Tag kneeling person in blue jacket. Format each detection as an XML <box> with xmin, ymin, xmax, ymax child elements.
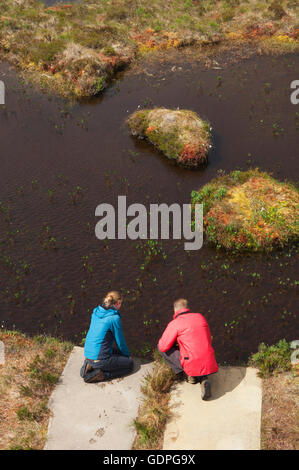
<box><xmin>80</xmin><ymin>291</ymin><xmax>134</xmax><ymax>383</ymax></box>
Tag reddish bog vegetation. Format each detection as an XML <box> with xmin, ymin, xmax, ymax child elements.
<box><xmin>191</xmin><ymin>169</ymin><xmax>299</xmax><ymax>251</ymax></box>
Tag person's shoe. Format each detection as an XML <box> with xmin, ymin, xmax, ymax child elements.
<box><xmin>85</xmin><ymin>369</ymin><xmax>105</xmax><ymax>383</ymax></box>
<box><xmin>84</xmin><ymin>362</ymin><xmax>93</xmax><ymax>375</ymax></box>
<box><xmin>187</xmin><ymin>375</ymin><xmax>197</xmax><ymax>384</ymax></box>
<box><xmin>174</xmin><ymin>371</ymin><xmax>185</xmax><ymax>382</ymax></box>
<box><xmin>201</xmin><ymin>378</ymin><xmax>211</xmax><ymax>400</ymax></box>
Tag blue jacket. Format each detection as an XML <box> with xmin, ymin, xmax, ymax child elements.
<box><xmin>84</xmin><ymin>305</ymin><xmax>130</xmax><ymax>360</ymax></box>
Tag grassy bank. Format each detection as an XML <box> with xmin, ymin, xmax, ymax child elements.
<box><xmin>0</xmin><ymin>0</ymin><xmax>298</xmax><ymax>98</ymax></box>
<box><xmin>250</xmin><ymin>340</ymin><xmax>299</xmax><ymax>450</ymax></box>
<box><xmin>0</xmin><ymin>330</ymin><xmax>73</xmax><ymax>450</ymax></box>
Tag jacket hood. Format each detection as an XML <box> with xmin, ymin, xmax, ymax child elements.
<box><xmin>93</xmin><ymin>305</ymin><xmax>120</xmax><ymax>319</ymax></box>
<box><xmin>173</xmin><ymin>308</ymin><xmax>190</xmax><ymax>320</ymax></box>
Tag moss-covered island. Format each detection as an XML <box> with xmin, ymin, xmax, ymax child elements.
<box><xmin>0</xmin><ymin>0</ymin><xmax>298</xmax><ymax>99</ymax></box>
<box><xmin>128</xmin><ymin>108</ymin><xmax>211</xmax><ymax>168</ymax></box>
<box><xmin>191</xmin><ymin>169</ymin><xmax>299</xmax><ymax>251</ymax></box>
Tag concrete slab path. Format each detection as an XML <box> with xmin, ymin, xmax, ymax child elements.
<box><xmin>45</xmin><ymin>346</ymin><xmax>153</xmax><ymax>450</ymax></box>
<box><xmin>45</xmin><ymin>350</ymin><xmax>262</xmax><ymax>451</ymax></box>
<box><xmin>163</xmin><ymin>366</ymin><xmax>262</xmax><ymax>450</ymax></box>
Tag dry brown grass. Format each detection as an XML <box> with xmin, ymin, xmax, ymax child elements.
<box><xmin>132</xmin><ymin>350</ymin><xmax>177</xmax><ymax>449</ymax></box>
<box><xmin>0</xmin><ymin>330</ymin><xmax>73</xmax><ymax>450</ymax></box>
<box><xmin>261</xmin><ymin>370</ymin><xmax>299</xmax><ymax>450</ymax></box>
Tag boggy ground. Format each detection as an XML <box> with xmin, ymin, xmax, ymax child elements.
<box><xmin>0</xmin><ymin>53</ymin><xmax>298</xmax><ymax>365</ymax></box>
<box><xmin>0</xmin><ymin>0</ymin><xmax>298</xmax><ymax>98</ymax></box>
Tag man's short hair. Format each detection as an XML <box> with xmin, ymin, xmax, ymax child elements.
<box><xmin>173</xmin><ymin>298</ymin><xmax>188</xmax><ymax>311</ymax></box>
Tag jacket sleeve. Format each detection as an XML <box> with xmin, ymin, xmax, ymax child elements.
<box><xmin>111</xmin><ymin>315</ymin><xmax>130</xmax><ymax>357</ymax></box>
<box><xmin>158</xmin><ymin>320</ymin><xmax>178</xmax><ymax>352</ymax></box>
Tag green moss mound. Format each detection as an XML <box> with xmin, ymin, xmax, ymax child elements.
<box><xmin>191</xmin><ymin>169</ymin><xmax>299</xmax><ymax>251</ymax></box>
<box><xmin>128</xmin><ymin>108</ymin><xmax>211</xmax><ymax>168</ymax></box>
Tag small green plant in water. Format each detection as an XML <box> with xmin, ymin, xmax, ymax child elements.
<box><xmin>136</xmin><ymin>239</ymin><xmax>166</xmax><ymax>270</ymax></box>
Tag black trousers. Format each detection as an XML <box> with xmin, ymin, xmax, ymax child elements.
<box><xmin>157</xmin><ymin>344</ymin><xmax>208</xmax><ymax>380</ymax></box>
<box><xmin>80</xmin><ymin>351</ymin><xmax>134</xmax><ymax>382</ymax></box>
<box><xmin>157</xmin><ymin>344</ymin><xmax>183</xmax><ymax>374</ymax></box>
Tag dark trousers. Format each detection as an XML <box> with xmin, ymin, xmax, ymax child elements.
<box><xmin>158</xmin><ymin>344</ymin><xmax>183</xmax><ymax>374</ymax></box>
<box><xmin>157</xmin><ymin>344</ymin><xmax>208</xmax><ymax>380</ymax></box>
<box><xmin>80</xmin><ymin>351</ymin><xmax>134</xmax><ymax>382</ymax></box>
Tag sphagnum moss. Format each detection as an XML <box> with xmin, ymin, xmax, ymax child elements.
<box><xmin>191</xmin><ymin>169</ymin><xmax>299</xmax><ymax>251</ymax></box>
<box><xmin>128</xmin><ymin>108</ymin><xmax>211</xmax><ymax>168</ymax></box>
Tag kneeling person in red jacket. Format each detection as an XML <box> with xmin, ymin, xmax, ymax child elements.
<box><xmin>158</xmin><ymin>298</ymin><xmax>218</xmax><ymax>400</ymax></box>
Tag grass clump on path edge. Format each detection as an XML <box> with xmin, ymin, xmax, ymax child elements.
<box><xmin>191</xmin><ymin>169</ymin><xmax>299</xmax><ymax>252</ymax></box>
<box><xmin>132</xmin><ymin>349</ymin><xmax>176</xmax><ymax>449</ymax></box>
<box><xmin>0</xmin><ymin>330</ymin><xmax>73</xmax><ymax>450</ymax></box>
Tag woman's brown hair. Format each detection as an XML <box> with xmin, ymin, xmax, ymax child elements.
<box><xmin>102</xmin><ymin>291</ymin><xmax>123</xmax><ymax>308</ymax></box>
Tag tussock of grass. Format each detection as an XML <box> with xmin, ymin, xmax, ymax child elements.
<box><xmin>0</xmin><ymin>0</ymin><xmax>298</xmax><ymax>98</ymax></box>
<box><xmin>249</xmin><ymin>339</ymin><xmax>292</xmax><ymax>377</ymax></box>
<box><xmin>132</xmin><ymin>350</ymin><xmax>176</xmax><ymax>449</ymax></box>
<box><xmin>128</xmin><ymin>108</ymin><xmax>211</xmax><ymax>168</ymax></box>
<box><xmin>191</xmin><ymin>169</ymin><xmax>299</xmax><ymax>251</ymax></box>
<box><xmin>0</xmin><ymin>330</ymin><xmax>73</xmax><ymax>450</ymax></box>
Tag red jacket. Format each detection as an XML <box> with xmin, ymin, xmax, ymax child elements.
<box><xmin>158</xmin><ymin>308</ymin><xmax>218</xmax><ymax>376</ymax></box>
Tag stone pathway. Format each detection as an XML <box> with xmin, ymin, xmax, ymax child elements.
<box><xmin>45</xmin><ymin>346</ymin><xmax>153</xmax><ymax>450</ymax></box>
<box><xmin>163</xmin><ymin>366</ymin><xmax>262</xmax><ymax>450</ymax></box>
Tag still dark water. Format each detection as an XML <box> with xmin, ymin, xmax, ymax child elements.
<box><xmin>0</xmin><ymin>53</ymin><xmax>298</xmax><ymax>363</ymax></box>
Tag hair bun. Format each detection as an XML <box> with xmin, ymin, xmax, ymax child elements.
<box><xmin>102</xmin><ymin>291</ymin><xmax>122</xmax><ymax>308</ymax></box>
